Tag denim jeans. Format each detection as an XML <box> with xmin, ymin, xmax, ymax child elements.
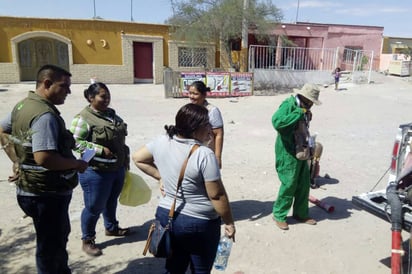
<box><xmin>79</xmin><ymin>167</ymin><xmax>125</xmax><ymax>240</ymax></box>
<box><xmin>156</xmin><ymin>207</ymin><xmax>221</xmax><ymax>274</ymax></box>
<box><xmin>17</xmin><ymin>194</ymin><xmax>72</xmax><ymax>274</ymax></box>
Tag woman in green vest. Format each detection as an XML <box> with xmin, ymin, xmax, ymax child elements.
<box><xmin>70</xmin><ymin>82</ymin><xmax>130</xmax><ymax>256</ymax></box>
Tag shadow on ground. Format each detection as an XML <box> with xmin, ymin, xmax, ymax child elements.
<box><xmin>0</xmin><ymin>223</ymin><xmax>36</xmax><ymax>274</ymax></box>
<box><xmin>70</xmin><ymin>220</ymin><xmax>167</xmax><ymax>274</ymax></box>
<box><xmin>113</xmin><ymin>257</ymin><xmax>165</xmax><ymax>274</ymax></box>
<box><xmin>230</xmin><ymin>199</ymin><xmax>273</xmax><ymax>221</ymax></box>
<box><xmin>71</xmin><ymin>256</ymin><xmax>165</xmax><ymax>274</ymax></box>
<box><xmin>306</xmin><ymin>196</ymin><xmax>353</xmax><ymax>223</ymax></box>
<box><xmin>314</xmin><ymin>174</ymin><xmax>340</xmax><ymax>187</ymax></box>
<box><xmin>98</xmin><ymin>223</ymin><xmax>150</xmax><ymax>250</ymax></box>
<box><xmin>379</xmin><ymin>238</ymin><xmax>412</xmax><ymax>272</ymax></box>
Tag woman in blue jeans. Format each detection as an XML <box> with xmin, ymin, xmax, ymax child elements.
<box><xmin>133</xmin><ymin>103</ymin><xmax>236</xmax><ymax>273</ymax></box>
<box><xmin>70</xmin><ymin>82</ymin><xmax>130</xmax><ymax>256</ymax></box>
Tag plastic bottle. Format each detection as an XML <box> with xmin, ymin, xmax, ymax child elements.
<box><xmin>214</xmin><ymin>235</ymin><xmax>233</xmax><ymax>271</ymax></box>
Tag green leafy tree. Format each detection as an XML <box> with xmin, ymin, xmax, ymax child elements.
<box><xmin>400</xmin><ymin>46</ymin><xmax>412</xmax><ymax>60</ymax></box>
<box><xmin>167</xmin><ymin>0</ymin><xmax>282</xmax><ymax>71</ymax></box>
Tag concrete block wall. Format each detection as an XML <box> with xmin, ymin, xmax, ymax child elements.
<box><xmin>0</xmin><ymin>63</ymin><xmax>20</xmax><ymax>83</ymax></box>
<box><xmin>70</xmin><ymin>64</ymin><xmax>132</xmax><ymax>84</ymax></box>
<box><xmin>253</xmin><ymin>70</ymin><xmax>334</xmax><ymax>91</ymax></box>
<box><xmin>168</xmin><ymin>40</ymin><xmax>215</xmax><ymax>72</ymax></box>
<box><xmin>122</xmin><ymin>34</ymin><xmax>164</xmax><ymax>84</ymax></box>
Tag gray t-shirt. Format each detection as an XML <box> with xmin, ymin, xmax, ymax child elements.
<box><xmin>146</xmin><ymin>134</ymin><xmax>221</xmax><ymax>220</ymax></box>
<box><xmin>1</xmin><ymin>112</ymin><xmax>59</xmax><ymax>152</ymax></box>
<box><xmin>1</xmin><ymin>112</ymin><xmax>65</xmax><ymax>196</ymax></box>
<box><xmin>205</xmin><ymin>101</ymin><xmax>223</xmax><ymax>129</ymax></box>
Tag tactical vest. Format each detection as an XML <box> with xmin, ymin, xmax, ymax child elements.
<box><xmin>79</xmin><ymin>107</ymin><xmax>128</xmax><ymax>171</ymax></box>
<box><xmin>11</xmin><ymin>91</ymin><xmax>78</xmax><ymax>194</ymax></box>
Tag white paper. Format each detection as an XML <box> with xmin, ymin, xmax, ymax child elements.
<box><xmin>81</xmin><ymin>149</ymin><xmax>96</xmax><ymax>162</ymax></box>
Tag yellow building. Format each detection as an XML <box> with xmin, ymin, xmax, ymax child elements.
<box><xmin>380</xmin><ymin>36</ymin><xmax>412</xmax><ymax>76</ymax></box>
<box><xmin>0</xmin><ymin>16</ymin><xmax>217</xmax><ymax>84</ymax></box>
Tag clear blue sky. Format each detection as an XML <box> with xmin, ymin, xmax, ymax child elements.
<box><xmin>0</xmin><ymin>0</ymin><xmax>411</xmax><ymax>38</ymax></box>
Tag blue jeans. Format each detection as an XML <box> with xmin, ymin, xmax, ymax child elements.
<box><xmin>17</xmin><ymin>194</ymin><xmax>72</xmax><ymax>274</ymax></box>
<box><xmin>156</xmin><ymin>207</ymin><xmax>221</xmax><ymax>274</ymax></box>
<box><xmin>79</xmin><ymin>167</ymin><xmax>126</xmax><ymax>240</ymax></box>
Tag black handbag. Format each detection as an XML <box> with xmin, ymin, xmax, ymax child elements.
<box><xmin>143</xmin><ymin>144</ymin><xmax>199</xmax><ymax>258</ymax></box>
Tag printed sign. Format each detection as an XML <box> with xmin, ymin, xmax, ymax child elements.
<box><xmin>230</xmin><ymin>73</ymin><xmax>253</xmax><ymax>96</ymax></box>
<box><xmin>206</xmin><ymin>72</ymin><xmax>230</xmax><ymax>97</ymax></box>
<box><xmin>180</xmin><ymin>72</ymin><xmax>206</xmax><ymax>96</ymax></box>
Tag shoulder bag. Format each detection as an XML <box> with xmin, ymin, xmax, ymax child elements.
<box><xmin>143</xmin><ymin>144</ymin><xmax>199</xmax><ymax>258</ymax></box>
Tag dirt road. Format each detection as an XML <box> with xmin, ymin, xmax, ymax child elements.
<box><xmin>0</xmin><ymin>73</ymin><xmax>412</xmax><ymax>273</ymax></box>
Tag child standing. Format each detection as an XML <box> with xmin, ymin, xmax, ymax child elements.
<box><xmin>333</xmin><ymin>67</ymin><xmax>341</xmax><ymax>90</ymax></box>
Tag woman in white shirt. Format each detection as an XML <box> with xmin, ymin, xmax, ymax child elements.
<box><xmin>189</xmin><ymin>81</ymin><xmax>224</xmax><ymax>168</ymax></box>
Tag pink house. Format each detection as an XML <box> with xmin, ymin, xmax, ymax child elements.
<box><xmin>248</xmin><ymin>22</ymin><xmax>384</xmax><ymax>71</ymax></box>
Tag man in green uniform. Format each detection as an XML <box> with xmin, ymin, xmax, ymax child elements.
<box><xmin>271</xmin><ymin>83</ymin><xmax>321</xmax><ymax>230</ymax></box>
<box><xmin>0</xmin><ymin>65</ymin><xmax>88</xmax><ymax>273</ymax></box>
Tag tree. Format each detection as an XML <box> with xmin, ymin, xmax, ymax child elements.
<box><xmin>400</xmin><ymin>46</ymin><xmax>412</xmax><ymax>60</ymax></box>
<box><xmin>167</xmin><ymin>0</ymin><xmax>282</xmax><ymax>71</ymax></box>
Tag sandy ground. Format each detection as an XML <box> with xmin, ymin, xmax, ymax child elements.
<box><xmin>1</xmin><ymin>73</ymin><xmax>412</xmax><ymax>274</ymax></box>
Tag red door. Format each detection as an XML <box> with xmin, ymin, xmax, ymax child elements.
<box><xmin>133</xmin><ymin>42</ymin><xmax>153</xmax><ymax>82</ymax></box>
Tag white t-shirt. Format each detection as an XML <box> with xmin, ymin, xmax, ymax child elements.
<box><xmin>146</xmin><ymin>134</ymin><xmax>221</xmax><ymax>220</ymax></box>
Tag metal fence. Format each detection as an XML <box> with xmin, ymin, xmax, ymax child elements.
<box><xmin>248</xmin><ymin>45</ymin><xmax>374</xmax><ymax>88</ymax></box>
<box><xmin>163</xmin><ymin>68</ymin><xmax>182</xmax><ymax>98</ymax></box>
<box><xmin>342</xmin><ymin>48</ymin><xmax>375</xmax><ymax>83</ymax></box>
<box><xmin>248</xmin><ymin>45</ymin><xmax>376</xmax><ymax>73</ymax></box>
<box><xmin>164</xmin><ymin>45</ymin><xmax>375</xmax><ymax>97</ymax></box>
<box><xmin>248</xmin><ymin>45</ymin><xmax>339</xmax><ymax>71</ymax></box>
<box><xmin>342</xmin><ymin>48</ymin><xmax>374</xmax><ymax>71</ymax></box>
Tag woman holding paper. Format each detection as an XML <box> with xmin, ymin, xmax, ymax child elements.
<box><xmin>69</xmin><ymin>82</ymin><xmax>130</xmax><ymax>256</ymax></box>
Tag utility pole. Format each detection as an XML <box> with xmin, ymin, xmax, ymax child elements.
<box><xmin>93</xmin><ymin>0</ymin><xmax>96</xmax><ymax>19</ymax></box>
<box><xmin>295</xmin><ymin>0</ymin><xmax>300</xmax><ymax>23</ymax></box>
<box><xmin>130</xmin><ymin>0</ymin><xmax>134</xmax><ymax>22</ymax></box>
<box><xmin>241</xmin><ymin>0</ymin><xmax>249</xmax><ymax>72</ymax></box>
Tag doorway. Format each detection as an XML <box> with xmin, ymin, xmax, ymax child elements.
<box><xmin>18</xmin><ymin>38</ymin><xmax>69</xmax><ymax>81</ymax></box>
<box><xmin>133</xmin><ymin>42</ymin><xmax>153</xmax><ymax>83</ymax></box>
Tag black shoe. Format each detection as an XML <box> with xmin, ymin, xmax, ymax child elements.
<box><xmin>105</xmin><ymin>227</ymin><xmax>130</xmax><ymax>237</ymax></box>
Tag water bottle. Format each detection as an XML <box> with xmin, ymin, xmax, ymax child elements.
<box><xmin>214</xmin><ymin>235</ymin><xmax>233</xmax><ymax>271</ymax></box>
<box><xmin>308</xmin><ymin>132</ymin><xmax>317</xmax><ymax>149</ymax></box>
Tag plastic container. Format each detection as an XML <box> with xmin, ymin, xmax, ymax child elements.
<box><xmin>214</xmin><ymin>235</ymin><xmax>233</xmax><ymax>271</ymax></box>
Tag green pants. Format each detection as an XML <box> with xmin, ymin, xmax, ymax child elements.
<box><xmin>273</xmin><ymin>154</ymin><xmax>310</xmax><ymax>222</ymax></box>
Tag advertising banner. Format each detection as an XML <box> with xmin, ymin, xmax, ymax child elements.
<box><xmin>206</xmin><ymin>72</ymin><xmax>230</xmax><ymax>97</ymax></box>
<box><xmin>230</xmin><ymin>73</ymin><xmax>253</xmax><ymax>96</ymax></box>
<box><xmin>180</xmin><ymin>72</ymin><xmax>206</xmax><ymax>96</ymax></box>
<box><xmin>177</xmin><ymin>72</ymin><xmax>253</xmax><ymax>98</ymax></box>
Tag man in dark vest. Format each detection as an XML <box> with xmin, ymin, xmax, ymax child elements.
<box><xmin>0</xmin><ymin>64</ymin><xmax>88</xmax><ymax>274</ymax></box>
